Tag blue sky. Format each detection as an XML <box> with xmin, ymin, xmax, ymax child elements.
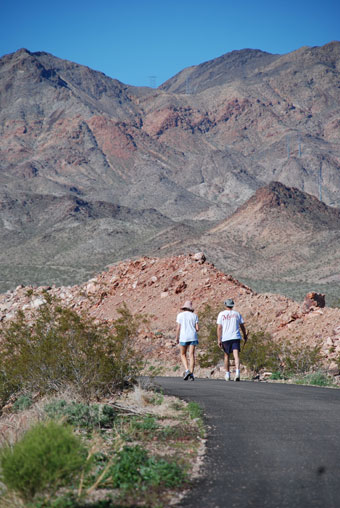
<box><xmin>1</xmin><ymin>0</ymin><xmax>339</xmax><ymax>87</ymax></box>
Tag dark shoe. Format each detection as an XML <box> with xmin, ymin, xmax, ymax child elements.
<box><xmin>189</xmin><ymin>373</ymin><xmax>195</xmax><ymax>381</ymax></box>
<box><xmin>183</xmin><ymin>370</ymin><xmax>191</xmax><ymax>380</ymax></box>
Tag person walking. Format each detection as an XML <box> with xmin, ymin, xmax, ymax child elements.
<box><xmin>217</xmin><ymin>298</ymin><xmax>247</xmax><ymax>381</ymax></box>
<box><xmin>176</xmin><ymin>300</ymin><xmax>199</xmax><ymax>380</ymax></box>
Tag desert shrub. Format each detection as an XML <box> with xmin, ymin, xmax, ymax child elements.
<box><xmin>130</xmin><ymin>415</ymin><xmax>158</xmax><ymax>431</ymax></box>
<box><xmin>240</xmin><ymin>331</ymin><xmax>279</xmax><ymax>373</ymax></box>
<box><xmin>0</xmin><ymin>421</ymin><xmax>88</xmax><ymax>502</ymax></box>
<box><xmin>44</xmin><ymin>400</ymin><xmax>116</xmax><ymax>429</ymax></box>
<box><xmin>197</xmin><ymin>304</ymin><xmax>223</xmax><ymax>367</ymax></box>
<box><xmin>0</xmin><ymin>301</ymin><xmax>145</xmax><ymax>405</ymax></box>
<box><xmin>240</xmin><ymin>332</ymin><xmax>322</xmax><ymax>377</ymax></box>
<box><xmin>140</xmin><ymin>456</ymin><xmax>186</xmax><ymax>488</ymax></box>
<box><xmin>294</xmin><ymin>371</ymin><xmax>334</xmax><ymax>387</ymax></box>
<box><xmin>109</xmin><ymin>445</ymin><xmax>185</xmax><ymax>491</ymax></box>
<box><xmin>118</xmin><ymin>415</ymin><xmax>159</xmax><ymax>441</ymax></box>
<box><xmin>149</xmin><ymin>391</ymin><xmax>164</xmax><ymax>405</ymax></box>
<box><xmin>13</xmin><ymin>394</ymin><xmax>33</xmax><ymax>412</ymax></box>
<box><xmin>279</xmin><ymin>341</ymin><xmax>322</xmax><ymax>376</ymax></box>
<box><xmin>270</xmin><ymin>372</ymin><xmax>284</xmax><ymax>380</ymax></box>
<box><xmin>185</xmin><ymin>401</ymin><xmax>203</xmax><ymax>420</ymax></box>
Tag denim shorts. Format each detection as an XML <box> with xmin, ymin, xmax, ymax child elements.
<box><xmin>179</xmin><ymin>340</ymin><xmax>199</xmax><ymax>346</ymax></box>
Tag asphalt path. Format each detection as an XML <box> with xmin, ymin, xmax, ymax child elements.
<box><xmin>154</xmin><ymin>377</ymin><xmax>340</xmax><ymax>508</ymax></box>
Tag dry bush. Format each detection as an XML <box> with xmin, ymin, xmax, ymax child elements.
<box><xmin>240</xmin><ymin>331</ymin><xmax>322</xmax><ymax>376</ymax></box>
<box><xmin>0</xmin><ymin>301</ymin><xmax>145</xmax><ymax>406</ymax></box>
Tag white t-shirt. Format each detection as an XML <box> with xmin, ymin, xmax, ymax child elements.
<box><xmin>176</xmin><ymin>311</ymin><xmax>199</xmax><ymax>343</ymax></box>
<box><xmin>216</xmin><ymin>310</ymin><xmax>244</xmax><ymax>342</ymax></box>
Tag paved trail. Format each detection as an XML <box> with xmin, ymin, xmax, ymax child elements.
<box><xmin>154</xmin><ymin>377</ymin><xmax>340</xmax><ymax>508</ymax></box>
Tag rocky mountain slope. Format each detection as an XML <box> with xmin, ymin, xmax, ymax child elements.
<box><xmin>167</xmin><ymin>181</ymin><xmax>340</xmax><ymax>301</ymax></box>
<box><xmin>1</xmin><ymin>253</ymin><xmax>339</xmax><ymax>379</ymax></box>
<box><xmin>1</xmin><ymin>42</ymin><xmax>340</xmax><ymax>293</ymax></box>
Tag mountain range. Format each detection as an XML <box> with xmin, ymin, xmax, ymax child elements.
<box><xmin>1</xmin><ymin>42</ymin><xmax>340</xmax><ymax>300</ymax></box>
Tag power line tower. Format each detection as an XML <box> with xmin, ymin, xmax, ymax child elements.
<box><xmin>148</xmin><ymin>75</ymin><xmax>157</xmax><ymax>88</ymax></box>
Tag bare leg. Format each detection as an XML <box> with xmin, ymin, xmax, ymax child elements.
<box><xmin>233</xmin><ymin>349</ymin><xmax>240</xmax><ymax>371</ymax></box>
<box><xmin>188</xmin><ymin>345</ymin><xmax>196</xmax><ymax>373</ymax></box>
<box><xmin>180</xmin><ymin>345</ymin><xmax>189</xmax><ymax>371</ymax></box>
<box><xmin>224</xmin><ymin>352</ymin><xmax>230</xmax><ymax>372</ymax></box>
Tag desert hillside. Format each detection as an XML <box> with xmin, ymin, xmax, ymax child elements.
<box><xmin>166</xmin><ymin>181</ymin><xmax>340</xmax><ymax>300</ymax></box>
<box><xmin>1</xmin><ymin>43</ymin><xmax>340</xmax><ymax>293</ymax></box>
<box><xmin>1</xmin><ymin>253</ymin><xmax>339</xmax><ymax>376</ymax></box>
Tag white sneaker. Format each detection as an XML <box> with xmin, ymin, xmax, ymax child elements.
<box><xmin>234</xmin><ymin>374</ymin><xmax>240</xmax><ymax>382</ymax></box>
<box><xmin>224</xmin><ymin>373</ymin><xmax>230</xmax><ymax>381</ymax></box>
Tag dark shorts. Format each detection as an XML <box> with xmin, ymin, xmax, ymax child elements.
<box><xmin>222</xmin><ymin>339</ymin><xmax>241</xmax><ymax>355</ymax></box>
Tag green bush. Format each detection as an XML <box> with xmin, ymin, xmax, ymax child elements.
<box><xmin>131</xmin><ymin>415</ymin><xmax>158</xmax><ymax>431</ymax></box>
<box><xmin>109</xmin><ymin>445</ymin><xmax>185</xmax><ymax>491</ymax></box>
<box><xmin>294</xmin><ymin>371</ymin><xmax>334</xmax><ymax>387</ymax></box>
<box><xmin>0</xmin><ymin>421</ymin><xmax>88</xmax><ymax>502</ymax></box>
<box><xmin>0</xmin><ymin>301</ymin><xmax>145</xmax><ymax>405</ymax></box>
<box><xmin>119</xmin><ymin>415</ymin><xmax>159</xmax><ymax>441</ymax></box>
<box><xmin>186</xmin><ymin>402</ymin><xmax>203</xmax><ymax>420</ymax></box>
<box><xmin>157</xmin><ymin>424</ymin><xmax>193</xmax><ymax>441</ymax></box>
<box><xmin>280</xmin><ymin>342</ymin><xmax>322</xmax><ymax>376</ymax></box>
<box><xmin>140</xmin><ymin>455</ymin><xmax>186</xmax><ymax>488</ymax></box>
<box><xmin>110</xmin><ymin>445</ymin><xmax>149</xmax><ymax>490</ymax></box>
<box><xmin>270</xmin><ymin>372</ymin><xmax>284</xmax><ymax>380</ymax></box>
<box><xmin>197</xmin><ymin>304</ymin><xmax>223</xmax><ymax>367</ymax></box>
<box><xmin>241</xmin><ymin>331</ymin><xmax>322</xmax><ymax>377</ymax></box>
<box><xmin>44</xmin><ymin>400</ymin><xmax>116</xmax><ymax>429</ymax></box>
<box><xmin>240</xmin><ymin>331</ymin><xmax>279</xmax><ymax>374</ymax></box>
<box><xmin>13</xmin><ymin>394</ymin><xmax>33</xmax><ymax>412</ymax></box>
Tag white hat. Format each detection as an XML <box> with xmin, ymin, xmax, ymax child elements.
<box><xmin>181</xmin><ymin>300</ymin><xmax>194</xmax><ymax>311</ymax></box>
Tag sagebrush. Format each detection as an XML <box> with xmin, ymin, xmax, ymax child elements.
<box><xmin>43</xmin><ymin>400</ymin><xmax>116</xmax><ymax>429</ymax></box>
<box><xmin>240</xmin><ymin>331</ymin><xmax>322</xmax><ymax>376</ymax></box>
<box><xmin>0</xmin><ymin>300</ymin><xmax>145</xmax><ymax>405</ymax></box>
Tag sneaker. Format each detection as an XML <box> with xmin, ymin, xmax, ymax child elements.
<box><xmin>234</xmin><ymin>374</ymin><xmax>240</xmax><ymax>382</ymax></box>
<box><xmin>183</xmin><ymin>370</ymin><xmax>191</xmax><ymax>380</ymax></box>
<box><xmin>224</xmin><ymin>373</ymin><xmax>230</xmax><ymax>381</ymax></box>
<box><xmin>189</xmin><ymin>373</ymin><xmax>195</xmax><ymax>381</ymax></box>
